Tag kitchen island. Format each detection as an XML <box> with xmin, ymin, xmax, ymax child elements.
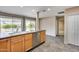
<box><xmin>0</xmin><ymin>30</ymin><xmax>46</xmax><ymax>52</ymax></box>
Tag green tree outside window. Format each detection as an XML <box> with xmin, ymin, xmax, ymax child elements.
<box><xmin>26</xmin><ymin>22</ymin><xmax>35</xmax><ymax>31</ymax></box>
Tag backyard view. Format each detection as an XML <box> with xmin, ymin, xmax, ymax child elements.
<box><xmin>0</xmin><ymin>16</ymin><xmax>36</xmax><ymax>36</ymax></box>
<box><xmin>25</xmin><ymin>20</ymin><xmax>35</xmax><ymax>32</ymax></box>
<box><xmin>0</xmin><ymin>16</ymin><xmax>22</xmax><ymax>36</ymax></box>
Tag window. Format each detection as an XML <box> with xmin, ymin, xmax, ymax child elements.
<box><xmin>0</xmin><ymin>16</ymin><xmax>22</xmax><ymax>35</ymax></box>
<box><xmin>25</xmin><ymin>19</ymin><xmax>36</xmax><ymax>32</ymax></box>
<box><xmin>12</xmin><ymin>17</ymin><xmax>22</xmax><ymax>32</ymax></box>
<box><xmin>0</xmin><ymin>15</ymin><xmax>36</xmax><ymax>36</ymax></box>
<box><xmin>0</xmin><ymin>16</ymin><xmax>13</xmax><ymax>34</ymax></box>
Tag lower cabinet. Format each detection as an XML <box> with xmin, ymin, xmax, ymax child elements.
<box><xmin>0</xmin><ymin>38</ymin><xmax>10</xmax><ymax>52</ymax></box>
<box><xmin>40</xmin><ymin>31</ymin><xmax>46</xmax><ymax>43</ymax></box>
<box><xmin>10</xmin><ymin>36</ymin><xmax>24</xmax><ymax>52</ymax></box>
<box><xmin>0</xmin><ymin>30</ymin><xmax>46</xmax><ymax>52</ymax></box>
<box><xmin>24</xmin><ymin>34</ymin><xmax>32</xmax><ymax>51</ymax></box>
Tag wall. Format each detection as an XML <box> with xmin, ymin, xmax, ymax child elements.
<box><xmin>40</xmin><ymin>16</ymin><xmax>57</xmax><ymax>36</ymax></box>
<box><xmin>65</xmin><ymin>6</ymin><xmax>79</xmax><ymax>15</ymax></box>
<box><xmin>64</xmin><ymin>6</ymin><xmax>79</xmax><ymax>45</ymax></box>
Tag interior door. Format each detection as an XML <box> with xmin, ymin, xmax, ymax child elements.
<box><xmin>59</xmin><ymin>19</ymin><xmax>64</xmax><ymax>35</ymax></box>
<box><xmin>57</xmin><ymin>16</ymin><xmax>64</xmax><ymax>35</ymax></box>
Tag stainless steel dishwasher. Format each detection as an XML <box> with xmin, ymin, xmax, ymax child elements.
<box><xmin>32</xmin><ymin>32</ymin><xmax>40</xmax><ymax>47</ymax></box>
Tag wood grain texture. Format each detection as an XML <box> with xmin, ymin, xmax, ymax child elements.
<box><xmin>40</xmin><ymin>31</ymin><xmax>46</xmax><ymax>43</ymax></box>
<box><xmin>0</xmin><ymin>30</ymin><xmax>46</xmax><ymax>52</ymax></box>
<box><xmin>10</xmin><ymin>35</ymin><xmax>24</xmax><ymax>52</ymax></box>
<box><xmin>24</xmin><ymin>34</ymin><xmax>32</xmax><ymax>51</ymax></box>
<box><xmin>0</xmin><ymin>38</ymin><xmax>10</xmax><ymax>52</ymax></box>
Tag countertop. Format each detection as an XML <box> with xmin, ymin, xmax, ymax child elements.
<box><xmin>0</xmin><ymin>30</ymin><xmax>45</xmax><ymax>39</ymax></box>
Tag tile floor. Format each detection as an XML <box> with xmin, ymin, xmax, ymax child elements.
<box><xmin>31</xmin><ymin>35</ymin><xmax>79</xmax><ymax>52</ymax></box>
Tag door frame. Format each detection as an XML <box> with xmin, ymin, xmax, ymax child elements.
<box><xmin>56</xmin><ymin>16</ymin><xmax>64</xmax><ymax>36</ymax></box>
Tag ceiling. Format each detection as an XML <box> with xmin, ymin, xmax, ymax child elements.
<box><xmin>0</xmin><ymin>6</ymin><xmax>74</xmax><ymax>18</ymax></box>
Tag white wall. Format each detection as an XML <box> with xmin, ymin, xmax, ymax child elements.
<box><xmin>64</xmin><ymin>14</ymin><xmax>79</xmax><ymax>46</ymax></box>
<box><xmin>40</xmin><ymin>16</ymin><xmax>57</xmax><ymax>36</ymax></box>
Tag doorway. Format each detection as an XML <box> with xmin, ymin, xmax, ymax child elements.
<box><xmin>56</xmin><ymin>16</ymin><xmax>64</xmax><ymax>36</ymax></box>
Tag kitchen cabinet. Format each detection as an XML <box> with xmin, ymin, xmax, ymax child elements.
<box><xmin>40</xmin><ymin>31</ymin><xmax>46</xmax><ymax>43</ymax></box>
<box><xmin>10</xmin><ymin>35</ymin><xmax>24</xmax><ymax>52</ymax></box>
<box><xmin>24</xmin><ymin>34</ymin><xmax>32</xmax><ymax>51</ymax></box>
<box><xmin>0</xmin><ymin>30</ymin><xmax>46</xmax><ymax>52</ymax></box>
<box><xmin>0</xmin><ymin>38</ymin><xmax>10</xmax><ymax>52</ymax></box>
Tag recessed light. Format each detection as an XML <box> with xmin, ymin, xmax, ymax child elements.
<box><xmin>32</xmin><ymin>9</ymin><xmax>35</xmax><ymax>12</ymax></box>
<box><xmin>32</xmin><ymin>9</ymin><xmax>39</xmax><ymax>12</ymax></box>
<box><xmin>20</xmin><ymin>6</ymin><xmax>24</xmax><ymax>8</ymax></box>
<box><xmin>47</xmin><ymin>8</ymin><xmax>51</xmax><ymax>11</ymax></box>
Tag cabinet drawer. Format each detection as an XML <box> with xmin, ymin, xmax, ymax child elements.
<box><xmin>10</xmin><ymin>35</ymin><xmax>24</xmax><ymax>52</ymax></box>
<box><xmin>25</xmin><ymin>34</ymin><xmax>32</xmax><ymax>41</ymax></box>
<box><xmin>11</xmin><ymin>41</ymin><xmax>24</xmax><ymax>52</ymax></box>
<box><xmin>11</xmin><ymin>35</ymin><xmax>24</xmax><ymax>44</ymax></box>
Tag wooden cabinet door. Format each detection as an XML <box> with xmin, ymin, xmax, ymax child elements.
<box><xmin>24</xmin><ymin>34</ymin><xmax>32</xmax><ymax>51</ymax></box>
<box><xmin>0</xmin><ymin>39</ymin><xmax>10</xmax><ymax>52</ymax></box>
<box><xmin>40</xmin><ymin>31</ymin><xmax>46</xmax><ymax>43</ymax></box>
<box><xmin>11</xmin><ymin>36</ymin><xmax>24</xmax><ymax>52</ymax></box>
